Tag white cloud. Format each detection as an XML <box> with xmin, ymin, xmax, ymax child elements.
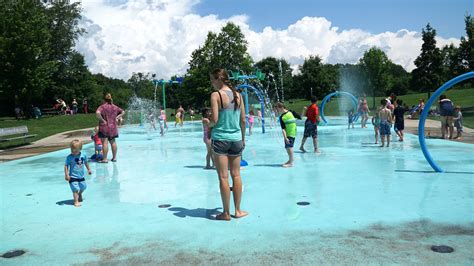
<box><xmin>76</xmin><ymin>0</ymin><xmax>460</xmax><ymax>80</ymax></box>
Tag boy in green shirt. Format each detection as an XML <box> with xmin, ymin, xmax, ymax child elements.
<box><xmin>276</xmin><ymin>102</ymin><xmax>301</xmax><ymax>167</ymax></box>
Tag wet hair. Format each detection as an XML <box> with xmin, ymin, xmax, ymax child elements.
<box><xmin>70</xmin><ymin>139</ymin><xmax>82</xmax><ymax>151</ymax></box>
<box><xmin>381</xmin><ymin>99</ymin><xmax>387</xmax><ymax>105</ymax></box>
<box><xmin>210</xmin><ymin>68</ymin><xmax>240</xmax><ymax>110</ymax></box>
<box><xmin>311</xmin><ymin>96</ymin><xmax>318</xmax><ymax>103</ymax></box>
<box><xmin>276</xmin><ymin>102</ymin><xmax>286</xmax><ymax>109</ymax></box>
<box><xmin>104</xmin><ymin>93</ymin><xmax>113</xmax><ymax>104</ymax></box>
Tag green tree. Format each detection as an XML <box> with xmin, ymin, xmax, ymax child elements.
<box><xmin>0</xmin><ymin>1</ymin><xmax>57</xmax><ymax>115</ymax></box>
<box><xmin>411</xmin><ymin>23</ymin><xmax>443</xmax><ymax>97</ymax></box>
<box><xmin>459</xmin><ymin>15</ymin><xmax>474</xmax><ymax>72</ymax></box>
<box><xmin>254</xmin><ymin>57</ymin><xmax>293</xmax><ymax>101</ymax></box>
<box><xmin>295</xmin><ymin>55</ymin><xmax>339</xmax><ymax>100</ymax></box>
<box><xmin>358</xmin><ymin>47</ymin><xmax>391</xmax><ymax>108</ymax></box>
<box><xmin>441</xmin><ymin>44</ymin><xmax>462</xmax><ymax>80</ymax></box>
<box><xmin>185</xmin><ymin>22</ymin><xmax>253</xmax><ymax>108</ymax></box>
<box><xmin>127</xmin><ymin>72</ymin><xmax>154</xmax><ymax>100</ymax></box>
<box><xmin>387</xmin><ymin>62</ymin><xmax>410</xmax><ymax>95</ymax></box>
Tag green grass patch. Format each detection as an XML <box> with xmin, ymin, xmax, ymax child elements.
<box><xmin>0</xmin><ymin>114</ymin><xmax>98</xmax><ymax>149</ymax></box>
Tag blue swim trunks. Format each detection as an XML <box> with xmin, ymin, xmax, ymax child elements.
<box><xmin>285</xmin><ymin>137</ymin><xmax>295</xmax><ymax>148</ymax></box>
<box><xmin>380</xmin><ymin>121</ymin><xmax>391</xmax><ymax>136</ymax></box>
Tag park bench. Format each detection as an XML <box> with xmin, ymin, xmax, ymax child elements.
<box><xmin>0</xmin><ymin>126</ymin><xmax>37</xmax><ymax>142</ymax></box>
<box><xmin>42</xmin><ymin>107</ymin><xmax>59</xmax><ymax>116</ymax></box>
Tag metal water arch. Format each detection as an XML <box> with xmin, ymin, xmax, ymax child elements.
<box><xmin>320</xmin><ymin>91</ymin><xmax>358</xmax><ymax>124</ymax></box>
<box><xmin>237</xmin><ymin>84</ymin><xmax>266</xmax><ymax>133</ymax></box>
<box><xmin>418</xmin><ymin>71</ymin><xmax>474</xmax><ymax>172</ymax></box>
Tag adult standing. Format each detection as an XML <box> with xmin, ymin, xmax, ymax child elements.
<box><xmin>95</xmin><ymin>93</ymin><xmax>125</xmax><ymax>163</ymax></box>
<box><xmin>209</xmin><ymin>68</ymin><xmax>247</xmax><ymax>221</ymax></box>
<box><xmin>83</xmin><ymin>98</ymin><xmax>88</xmax><ymax>114</ymax></box>
<box><xmin>72</xmin><ymin>98</ymin><xmax>78</xmax><ymax>115</ymax></box>
<box><xmin>299</xmin><ymin>96</ymin><xmax>320</xmax><ymax>153</ymax></box>
<box><xmin>439</xmin><ymin>95</ymin><xmax>454</xmax><ymax>139</ymax></box>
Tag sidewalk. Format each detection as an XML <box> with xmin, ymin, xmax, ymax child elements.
<box><xmin>0</xmin><ymin>128</ymin><xmax>93</xmax><ymax>162</ymax></box>
<box><xmin>404</xmin><ymin>118</ymin><xmax>474</xmax><ymax>144</ymax></box>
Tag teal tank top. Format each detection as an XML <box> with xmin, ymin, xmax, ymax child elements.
<box><xmin>211</xmin><ymin>90</ymin><xmax>242</xmax><ymax>141</ymax></box>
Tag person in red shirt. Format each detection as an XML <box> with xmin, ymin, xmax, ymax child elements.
<box><xmin>300</xmin><ymin>96</ymin><xmax>320</xmax><ymax>153</ymax></box>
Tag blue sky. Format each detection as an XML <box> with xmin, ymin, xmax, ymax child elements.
<box><xmin>78</xmin><ymin>0</ymin><xmax>468</xmax><ymax>79</ymax></box>
<box><xmin>195</xmin><ymin>0</ymin><xmax>472</xmax><ymax>39</ymax></box>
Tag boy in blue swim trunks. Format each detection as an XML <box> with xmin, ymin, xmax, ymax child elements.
<box><xmin>64</xmin><ymin>139</ymin><xmax>92</xmax><ymax>207</ymax></box>
<box><xmin>378</xmin><ymin>99</ymin><xmax>393</xmax><ymax>147</ymax></box>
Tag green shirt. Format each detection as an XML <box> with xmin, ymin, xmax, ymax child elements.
<box><xmin>279</xmin><ymin>110</ymin><xmax>297</xmax><ymax>138</ymax></box>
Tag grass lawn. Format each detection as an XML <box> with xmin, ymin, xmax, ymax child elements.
<box><xmin>286</xmin><ymin>88</ymin><xmax>474</xmax><ymax>128</ymax></box>
<box><xmin>0</xmin><ymin>114</ymin><xmax>98</xmax><ymax>149</ymax></box>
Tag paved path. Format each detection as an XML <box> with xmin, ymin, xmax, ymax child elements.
<box><xmin>0</xmin><ymin>128</ymin><xmax>93</xmax><ymax>162</ymax></box>
<box><xmin>404</xmin><ymin>118</ymin><xmax>474</xmax><ymax>144</ymax></box>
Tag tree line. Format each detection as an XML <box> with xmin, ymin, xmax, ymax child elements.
<box><xmin>0</xmin><ymin>1</ymin><xmax>472</xmax><ymax>116</ymax></box>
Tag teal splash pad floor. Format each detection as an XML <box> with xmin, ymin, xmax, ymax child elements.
<box><xmin>1</xmin><ymin>118</ymin><xmax>473</xmax><ymax>264</ymax></box>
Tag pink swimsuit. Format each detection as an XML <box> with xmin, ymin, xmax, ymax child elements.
<box><xmin>202</xmin><ymin>122</ymin><xmax>211</xmax><ymax>145</ymax></box>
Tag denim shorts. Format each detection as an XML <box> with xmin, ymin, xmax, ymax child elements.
<box><xmin>212</xmin><ymin>140</ymin><xmax>244</xmax><ymax>157</ymax></box>
<box><xmin>69</xmin><ymin>180</ymin><xmax>87</xmax><ymax>193</ymax></box>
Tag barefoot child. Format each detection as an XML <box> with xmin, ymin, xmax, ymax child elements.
<box><xmin>276</xmin><ymin>102</ymin><xmax>301</xmax><ymax>167</ymax></box>
<box><xmin>453</xmin><ymin>106</ymin><xmax>463</xmax><ymax>140</ymax></box>
<box><xmin>248</xmin><ymin>110</ymin><xmax>255</xmax><ymax>135</ymax></box>
<box><xmin>159</xmin><ymin>109</ymin><xmax>167</xmax><ymax>136</ymax></box>
<box><xmin>393</xmin><ymin>99</ymin><xmax>408</xmax><ymax>141</ymax></box>
<box><xmin>201</xmin><ymin>108</ymin><xmax>214</xmax><ymax>169</ymax></box>
<box><xmin>371</xmin><ymin>108</ymin><xmax>381</xmax><ymax>144</ymax></box>
<box><xmin>348</xmin><ymin>110</ymin><xmax>355</xmax><ymax>129</ymax></box>
<box><xmin>379</xmin><ymin>99</ymin><xmax>393</xmax><ymax>147</ymax></box>
<box><xmin>64</xmin><ymin>139</ymin><xmax>92</xmax><ymax>207</ymax></box>
<box><xmin>91</xmin><ymin>127</ymin><xmax>103</xmax><ymax>161</ymax></box>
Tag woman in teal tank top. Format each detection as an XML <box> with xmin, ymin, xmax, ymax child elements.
<box><xmin>209</xmin><ymin>69</ymin><xmax>248</xmax><ymax>221</ymax></box>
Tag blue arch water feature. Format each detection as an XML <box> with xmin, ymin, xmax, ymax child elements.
<box><xmin>237</xmin><ymin>84</ymin><xmax>266</xmax><ymax>134</ymax></box>
<box><xmin>320</xmin><ymin>91</ymin><xmax>358</xmax><ymax>124</ymax></box>
<box><xmin>418</xmin><ymin>71</ymin><xmax>474</xmax><ymax>172</ymax></box>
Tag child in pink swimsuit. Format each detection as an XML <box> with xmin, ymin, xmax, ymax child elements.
<box><xmin>201</xmin><ymin>108</ymin><xmax>214</xmax><ymax>169</ymax></box>
<box><xmin>248</xmin><ymin>110</ymin><xmax>255</xmax><ymax>135</ymax></box>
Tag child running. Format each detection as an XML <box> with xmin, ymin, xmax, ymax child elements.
<box><xmin>64</xmin><ymin>139</ymin><xmax>91</xmax><ymax>207</ymax></box>
<box><xmin>248</xmin><ymin>110</ymin><xmax>255</xmax><ymax>135</ymax></box>
<box><xmin>276</xmin><ymin>102</ymin><xmax>301</xmax><ymax>167</ymax></box>
<box><xmin>379</xmin><ymin>99</ymin><xmax>393</xmax><ymax>147</ymax></box>
<box><xmin>453</xmin><ymin>106</ymin><xmax>463</xmax><ymax>140</ymax></box>
<box><xmin>201</xmin><ymin>108</ymin><xmax>214</xmax><ymax>169</ymax></box>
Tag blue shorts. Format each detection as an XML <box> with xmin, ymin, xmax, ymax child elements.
<box><xmin>380</xmin><ymin>121</ymin><xmax>391</xmax><ymax>136</ymax></box>
<box><xmin>69</xmin><ymin>181</ymin><xmax>87</xmax><ymax>193</ymax></box>
<box><xmin>285</xmin><ymin>137</ymin><xmax>295</xmax><ymax>148</ymax></box>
